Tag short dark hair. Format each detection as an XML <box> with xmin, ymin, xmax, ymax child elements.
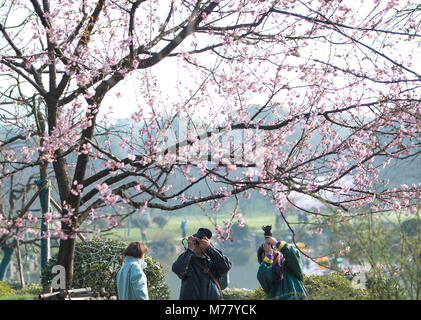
<box><xmin>123</xmin><ymin>241</ymin><xmax>148</xmax><ymax>258</ymax></box>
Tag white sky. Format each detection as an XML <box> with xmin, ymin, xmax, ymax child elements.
<box><xmin>98</xmin><ymin>0</ymin><xmax>421</xmax><ymax>124</ymax></box>
<box><xmin>2</xmin><ymin>0</ymin><xmax>420</xmax><ymax>126</ymax></box>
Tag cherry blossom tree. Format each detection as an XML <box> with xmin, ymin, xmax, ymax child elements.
<box><xmin>1</xmin><ymin>0</ymin><xmax>420</xmax><ymax>288</ymax></box>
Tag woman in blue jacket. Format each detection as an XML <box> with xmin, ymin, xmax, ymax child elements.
<box><xmin>116</xmin><ymin>241</ymin><xmax>149</xmax><ymax>300</ymax></box>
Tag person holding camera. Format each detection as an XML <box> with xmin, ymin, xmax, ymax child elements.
<box><xmin>172</xmin><ymin>228</ymin><xmax>232</xmax><ymax>300</ymax></box>
<box><xmin>257</xmin><ymin>230</ymin><xmax>307</xmax><ymax>300</ymax></box>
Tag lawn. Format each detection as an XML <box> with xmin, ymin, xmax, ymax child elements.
<box><xmin>0</xmin><ymin>294</ymin><xmax>37</xmax><ymax>300</ymax></box>
<box><xmin>101</xmin><ymin>209</ymin><xmax>289</xmax><ymax>243</ymax></box>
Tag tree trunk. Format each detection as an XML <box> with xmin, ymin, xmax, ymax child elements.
<box><xmin>38</xmin><ymin>164</ymin><xmax>51</xmax><ymax>271</ymax></box>
<box><xmin>45</xmin><ymin>97</ymin><xmax>74</xmax><ymax>289</ymax></box>
<box><xmin>0</xmin><ymin>245</ymin><xmax>14</xmax><ymax>281</ymax></box>
<box><xmin>54</xmin><ymin>98</ymin><xmax>102</xmax><ymax>289</ymax></box>
<box><xmin>56</xmin><ymin>234</ymin><xmax>76</xmax><ymax>290</ymax></box>
<box><xmin>15</xmin><ymin>240</ymin><xmax>25</xmax><ymax>289</ymax></box>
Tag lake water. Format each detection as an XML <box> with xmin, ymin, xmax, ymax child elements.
<box><xmin>164</xmin><ymin>258</ymin><xmax>262</xmax><ymax>299</ymax></box>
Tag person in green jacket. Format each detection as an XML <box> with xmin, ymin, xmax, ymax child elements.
<box><xmin>116</xmin><ymin>241</ymin><xmax>149</xmax><ymax>300</ymax></box>
<box><xmin>257</xmin><ymin>236</ymin><xmax>307</xmax><ymax>300</ymax></box>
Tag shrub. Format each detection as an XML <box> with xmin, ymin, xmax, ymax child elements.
<box><xmin>225</xmin><ymin>272</ymin><xmax>407</xmax><ymax>300</ymax></box>
<box><xmin>131</xmin><ymin>216</ymin><xmax>150</xmax><ymax>228</ymax></box>
<box><xmin>230</xmin><ymin>223</ymin><xmax>250</xmax><ymax>240</ymax></box>
<box><xmin>365</xmin><ymin>272</ymin><xmax>407</xmax><ymax>300</ymax></box>
<box><xmin>143</xmin><ymin>256</ymin><xmax>170</xmax><ymax>300</ymax></box>
<box><xmin>0</xmin><ymin>281</ymin><xmax>16</xmax><ymax>297</ymax></box>
<box><xmin>250</xmin><ymin>286</ymin><xmax>266</xmax><ymax>300</ymax></box>
<box><xmin>401</xmin><ymin>218</ymin><xmax>419</xmax><ymax>238</ymax></box>
<box><xmin>42</xmin><ymin>237</ymin><xmax>170</xmax><ymax>300</ymax></box>
<box><xmin>222</xmin><ymin>288</ymin><xmax>254</xmax><ymax>300</ymax></box>
<box><xmin>147</xmin><ymin>234</ymin><xmax>176</xmax><ymax>260</ymax></box>
<box><xmin>304</xmin><ymin>273</ymin><xmax>369</xmax><ymax>300</ymax></box>
<box><xmin>152</xmin><ymin>215</ymin><xmax>168</xmax><ymax>229</ymax></box>
<box><xmin>0</xmin><ymin>281</ymin><xmax>42</xmax><ymax>299</ymax></box>
<box><xmin>18</xmin><ymin>283</ymin><xmax>42</xmax><ymax>296</ymax></box>
<box><xmin>250</xmin><ymin>272</ymin><xmax>371</xmax><ymax>300</ymax></box>
<box><xmin>222</xmin><ymin>286</ymin><xmax>267</xmax><ymax>300</ymax></box>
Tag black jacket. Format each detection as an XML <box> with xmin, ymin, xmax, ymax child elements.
<box><xmin>172</xmin><ymin>246</ymin><xmax>232</xmax><ymax>300</ymax></box>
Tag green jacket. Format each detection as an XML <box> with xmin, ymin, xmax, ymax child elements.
<box><xmin>257</xmin><ymin>241</ymin><xmax>307</xmax><ymax>300</ymax></box>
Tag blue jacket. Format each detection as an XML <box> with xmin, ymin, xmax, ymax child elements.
<box><xmin>116</xmin><ymin>256</ymin><xmax>149</xmax><ymax>300</ymax></box>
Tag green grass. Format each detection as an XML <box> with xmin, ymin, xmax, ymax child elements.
<box><xmin>0</xmin><ymin>282</ymin><xmax>42</xmax><ymax>300</ymax></box>
<box><xmin>0</xmin><ymin>294</ymin><xmax>37</xmax><ymax>300</ymax></box>
<box><xmin>102</xmin><ymin>210</ymin><xmax>287</xmax><ymax>243</ymax></box>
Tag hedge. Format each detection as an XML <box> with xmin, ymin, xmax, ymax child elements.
<box><xmin>42</xmin><ymin>237</ymin><xmax>170</xmax><ymax>300</ymax></box>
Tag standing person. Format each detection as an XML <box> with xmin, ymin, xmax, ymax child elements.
<box><xmin>143</xmin><ymin>212</ymin><xmax>151</xmax><ymax>227</ymax></box>
<box><xmin>141</xmin><ymin>224</ymin><xmax>147</xmax><ymax>242</ymax></box>
<box><xmin>257</xmin><ymin>236</ymin><xmax>307</xmax><ymax>300</ymax></box>
<box><xmin>116</xmin><ymin>241</ymin><xmax>149</xmax><ymax>300</ymax></box>
<box><xmin>181</xmin><ymin>218</ymin><xmax>187</xmax><ymax>239</ymax></box>
<box><xmin>172</xmin><ymin>228</ymin><xmax>232</xmax><ymax>300</ymax></box>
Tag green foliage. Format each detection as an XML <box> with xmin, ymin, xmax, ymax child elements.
<box><xmin>18</xmin><ymin>283</ymin><xmax>42</xmax><ymax>296</ymax></box>
<box><xmin>131</xmin><ymin>215</ymin><xmax>150</xmax><ymax>228</ymax></box>
<box><xmin>401</xmin><ymin>218</ymin><xmax>419</xmax><ymax>238</ymax></box>
<box><xmin>230</xmin><ymin>223</ymin><xmax>250</xmax><ymax>240</ymax></box>
<box><xmin>365</xmin><ymin>272</ymin><xmax>407</xmax><ymax>300</ymax></box>
<box><xmin>42</xmin><ymin>237</ymin><xmax>170</xmax><ymax>300</ymax></box>
<box><xmin>222</xmin><ymin>288</ymin><xmax>254</xmax><ymax>300</ymax></box>
<box><xmin>152</xmin><ymin>215</ymin><xmax>169</xmax><ymax>229</ymax></box>
<box><xmin>250</xmin><ymin>286</ymin><xmax>266</xmax><ymax>300</ymax></box>
<box><xmin>325</xmin><ymin>208</ymin><xmax>421</xmax><ymax>299</ymax></box>
<box><xmin>222</xmin><ymin>287</ymin><xmax>266</xmax><ymax>300</ymax></box>
<box><xmin>143</xmin><ymin>256</ymin><xmax>170</xmax><ymax>300</ymax></box>
<box><xmin>148</xmin><ymin>233</ymin><xmax>176</xmax><ymax>256</ymax></box>
<box><xmin>249</xmin><ymin>273</ymin><xmax>370</xmax><ymax>300</ymax></box>
<box><xmin>0</xmin><ymin>281</ymin><xmax>16</xmax><ymax>297</ymax></box>
<box><xmin>0</xmin><ymin>281</ymin><xmax>41</xmax><ymax>298</ymax></box>
<box><xmin>304</xmin><ymin>273</ymin><xmax>369</xmax><ymax>300</ymax></box>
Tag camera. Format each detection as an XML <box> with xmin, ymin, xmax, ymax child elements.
<box><xmin>262</xmin><ymin>225</ymin><xmax>272</xmax><ymax>237</ymax></box>
<box><xmin>193</xmin><ymin>228</ymin><xmax>212</xmax><ymax>245</ymax></box>
<box><xmin>192</xmin><ymin>234</ymin><xmax>202</xmax><ymax>246</ymax></box>
<box><xmin>262</xmin><ymin>225</ymin><xmax>275</xmax><ymax>249</ymax></box>
<box><xmin>182</xmin><ymin>227</ymin><xmax>213</xmax><ymax>249</ymax></box>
